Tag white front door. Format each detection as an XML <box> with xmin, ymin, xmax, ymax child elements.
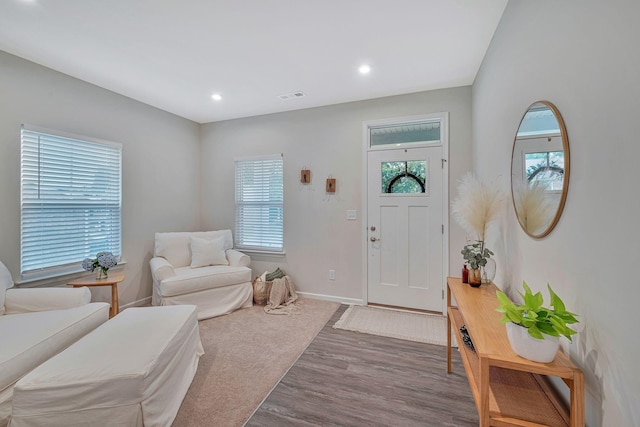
<box><xmin>366</xmin><ymin>146</ymin><xmax>444</xmax><ymax>311</ymax></box>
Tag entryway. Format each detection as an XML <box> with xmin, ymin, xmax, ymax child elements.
<box><xmin>363</xmin><ymin>114</ymin><xmax>448</xmax><ymax>313</ymax></box>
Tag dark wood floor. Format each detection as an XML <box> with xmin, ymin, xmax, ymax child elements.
<box><xmin>246</xmin><ymin>305</ymin><xmax>479</xmax><ymax>427</ymax></box>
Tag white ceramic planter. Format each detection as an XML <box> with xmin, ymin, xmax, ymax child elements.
<box><xmin>505</xmin><ymin>322</ymin><xmax>559</xmax><ymax>363</ymax></box>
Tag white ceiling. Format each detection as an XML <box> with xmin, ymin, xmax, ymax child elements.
<box><xmin>0</xmin><ymin>0</ymin><xmax>507</xmax><ymax>124</ymax></box>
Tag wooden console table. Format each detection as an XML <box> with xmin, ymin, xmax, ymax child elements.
<box><xmin>446</xmin><ymin>277</ymin><xmax>584</xmax><ymax>427</ymax></box>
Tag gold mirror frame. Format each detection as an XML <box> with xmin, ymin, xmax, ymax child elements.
<box><xmin>511</xmin><ymin>100</ymin><xmax>570</xmax><ymax>238</ymax></box>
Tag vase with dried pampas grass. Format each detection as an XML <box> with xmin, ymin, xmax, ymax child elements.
<box><xmin>451</xmin><ymin>173</ymin><xmax>504</xmax><ymax>285</ymax></box>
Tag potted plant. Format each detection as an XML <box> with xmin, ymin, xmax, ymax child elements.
<box><xmin>496</xmin><ymin>281</ymin><xmax>578</xmax><ymax>363</ymax></box>
<box><xmin>82</xmin><ymin>251</ymin><xmax>118</xmax><ymax>279</ymax></box>
<box><xmin>451</xmin><ymin>173</ymin><xmax>504</xmax><ymax>285</ymax></box>
<box><xmin>461</xmin><ymin>242</ymin><xmax>493</xmax><ymax>287</ymax></box>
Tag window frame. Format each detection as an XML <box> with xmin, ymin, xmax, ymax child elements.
<box><xmin>20</xmin><ymin>124</ymin><xmax>122</xmax><ymax>280</ymax></box>
<box><xmin>234</xmin><ymin>154</ymin><xmax>284</xmax><ymax>255</ymax></box>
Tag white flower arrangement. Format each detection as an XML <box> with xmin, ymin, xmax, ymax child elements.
<box><xmin>451</xmin><ymin>173</ymin><xmax>504</xmax><ymax>284</ymax></box>
<box><xmin>82</xmin><ymin>251</ymin><xmax>118</xmax><ymax>277</ymax></box>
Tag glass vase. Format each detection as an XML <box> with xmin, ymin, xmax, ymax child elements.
<box><xmin>96</xmin><ymin>268</ymin><xmax>108</xmax><ymax>280</ymax></box>
<box><xmin>481</xmin><ymin>258</ymin><xmax>496</xmax><ymax>284</ymax></box>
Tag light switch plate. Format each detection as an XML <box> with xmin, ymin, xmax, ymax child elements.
<box><xmin>347</xmin><ymin>210</ymin><xmax>357</xmax><ymax>220</ymax></box>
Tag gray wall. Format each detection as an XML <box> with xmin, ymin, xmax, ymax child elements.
<box><xmin>473</xmin><ymin>1</ymin><xmax>640</xmax><ymax>425</ymax></box>
<box><xmin>0</xmin><ymin>50</ymin><xmax>472</xmax><ymax>308</ymax></box>
<box><xmin>200</xmin><ymin>87</ymin><xmax>472</xmax><ymax>303</ymax></box>
<box><xmin>0</xmin><ymin>51</ymin><xmax>201</xmax><ymax>305</ymax></box>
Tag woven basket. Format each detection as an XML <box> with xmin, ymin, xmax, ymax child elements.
<box><xmin>252</xmin><ymin>277</ymin><xmax>273</xmax><ymax>305</ymax></box>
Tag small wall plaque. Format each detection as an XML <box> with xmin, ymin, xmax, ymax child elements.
<box><xmin>301</xmin><ymin>169</ymin><xmax>311</xmax><ymax>184</ymax></box>
<box><xmin>326</xmin><ymin>178</ymin><xmax>336</xmax><ymax>193</ymax></box>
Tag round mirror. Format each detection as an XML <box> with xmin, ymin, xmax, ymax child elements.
<box><xmin>511</xmin><ymin>101</ymin><xmax>570</xmax><ymax>238</ymax></box>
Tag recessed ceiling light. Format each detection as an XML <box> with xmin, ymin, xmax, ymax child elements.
<box><xmin>211</xmin><ymin>93</ymin><xmax>222</xmax><ymax>101</ymax></box>
<box><xmin>358</xmin><ymin>64</ymin><xmax>371</xmax><ymax>75</ymax></box>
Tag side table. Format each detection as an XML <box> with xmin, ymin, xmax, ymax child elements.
<box><xmin>67</xmin><ymin>271</ymin><xmax>125</xmax><ymax>318</ymax></box>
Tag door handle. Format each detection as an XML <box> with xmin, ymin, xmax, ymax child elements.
<box><xmin>370</xmin><ymin>237</ymin><xmax>380</xmax><ymax>242</ymax></box>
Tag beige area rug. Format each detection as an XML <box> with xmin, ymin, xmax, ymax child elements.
<box><xmin>333</xmin><ymin>305</ymin><xmax>456</xmax><ymax>347</ymax></box>
<box><xmin>173</xmin><ymin>297</ymin><xmax>340</xmax><ymax>427</ymax></box>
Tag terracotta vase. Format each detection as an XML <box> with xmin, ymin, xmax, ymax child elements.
<box><xmin>468</xmin><ymin>268</ymin><xmax>482</xmax><ymax>287</ymax></box>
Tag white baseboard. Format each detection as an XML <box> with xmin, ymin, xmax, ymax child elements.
<box><xmin>297</xmin><ymin>291</ymin><xmax>363</xmax><ymax>306</ymax></box>
<box><xmin>120</xmin><ymin>296</ymin><xmax>152</xmax><ymax>310</ymax></box>
<box><xmin>120</xmin><ymin>294</ymin><xmax>358</xmax><ymax>311</ymax></box>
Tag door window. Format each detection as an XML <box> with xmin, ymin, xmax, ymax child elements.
<box><xmin>380</xmin><ymin>160</ymin><xmax>426</xmax><ymax>194</ymax></box>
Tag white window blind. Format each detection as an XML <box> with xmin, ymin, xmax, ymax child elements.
<box><xmin>234</xmin><ymin>155</ymin><xmax>283</xmax><ymax>253</ymax></box>
<box><xmin>20</xmin><ymin>125</ymin><xmax>122</xmax><ymax>276</ymax></box>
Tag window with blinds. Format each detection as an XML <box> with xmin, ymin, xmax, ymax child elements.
<box><xmin>234</xmin><ymin>155</ymin><xmax>284</xmax><ymax>253</ymax></box>
<box><xmin>20</xmin><ymin>125</ymin><xmax>122</xmax><ymax>277</ymax></box>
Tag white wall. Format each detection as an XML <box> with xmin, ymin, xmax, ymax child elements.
<box><xmin>0</xmin><ymin>51</ymin><xmax>201</xmax><ymax>306</ymax></box>
<box><xmin>200</xmin><ymin>87</ymin><xmax>472</xmax><ymax>303</ymax></box>
<box><xmin>473</xmin><ymin>1</ymin><xmax>640</xmax><ymax>425</ymax></box>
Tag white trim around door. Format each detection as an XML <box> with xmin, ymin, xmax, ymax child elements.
<box><xmin>361</xmin><ymin>112</ymin><xmax>449</xmax><ymax>314</ymax></box>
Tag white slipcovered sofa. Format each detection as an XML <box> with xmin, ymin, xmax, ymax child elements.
<box><xmin>150</xmin><ymin>230</ymin><xmax>253</xmax><ymax>320</ymax></box>
<box><xmin>0</xmin><ymin>261</ymin><xmax>110</xmax><ymax>427</ymax></box>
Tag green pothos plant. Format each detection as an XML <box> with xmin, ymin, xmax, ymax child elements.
<box><xmin>496</xmin><ymin>281</ymin><xmax>579</xmax><ymax>341</ymax></box>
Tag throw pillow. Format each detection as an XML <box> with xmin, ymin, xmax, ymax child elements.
<box><xmin>190</xmin><ymin>236</ymin><xmax>228</xmax><ymax>268</ymax></box>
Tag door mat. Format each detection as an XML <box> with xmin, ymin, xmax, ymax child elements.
<box><xmin>333</xmin><ymin>305</ymin><xmax>457</xmax><ymax>347</ymax></box>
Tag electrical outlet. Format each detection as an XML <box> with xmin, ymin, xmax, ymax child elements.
<box><xmin>328</xmin><ymin>270</ymin><xmax>336</xmax><ymax>280</ymax></box>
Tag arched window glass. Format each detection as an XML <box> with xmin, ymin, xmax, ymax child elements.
<box><xmin>381</xmin><ymin>160</ymin><xmax>426</xmax><ymax>194</ymax></box>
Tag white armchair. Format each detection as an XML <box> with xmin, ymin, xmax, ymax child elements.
<box><xmin>150</xmin><ymin>230</ymin><xmax>253</xmax><ymax>320</ymax></box>
<box><xmin>0</xmin><ymin>261</ymin><xmax>109</xmax><ymax>426</ymax></box>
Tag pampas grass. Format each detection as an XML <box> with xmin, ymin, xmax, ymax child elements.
<box><xmin>451</xmin><ymin>173</ymin><xmax>504</xmax><ymax>242</ymax></box>
<box><xmin>513</xmin><ymin>180</ymin><xmax>555</xmax><ymax>235</ymax></box>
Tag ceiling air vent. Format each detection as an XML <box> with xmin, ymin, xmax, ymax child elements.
<box><xmin>278</xmin><ymin>91</ymin><xmax>305</xmax><ymax>101</ymax></box>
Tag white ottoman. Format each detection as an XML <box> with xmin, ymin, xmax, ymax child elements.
<box><xmin>10</xmin><ymin>306</ymin><xmax>204</xmax><ymax>427</ymax></box>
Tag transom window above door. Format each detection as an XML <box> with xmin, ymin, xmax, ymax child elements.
<box><xmin>369</xmin><ymin>121</ymin><xmax>441</xmax><ymax>148</ymax></box>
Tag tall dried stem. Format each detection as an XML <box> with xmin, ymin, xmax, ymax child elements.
<box><xmin>513</xmin><ymin>180</ymin><xmax>555</xmax><ymax>235</ymax></box>
<box><xmin>451</xmin><ymin>173</ymin><xmax>504</xmax><ymax>242</ymax></box>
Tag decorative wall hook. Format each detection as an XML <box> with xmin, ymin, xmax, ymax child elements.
<box><xmin>326</xmin><ymin>176</ymin><xmax>336</xmax><ymax>193</ymax></box>
<box><xmin>301</xmin><ymin>168</ymin><xmax>311</xmax><ymax>184</ymax></box>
